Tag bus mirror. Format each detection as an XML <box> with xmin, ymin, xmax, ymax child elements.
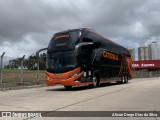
<box><xmin>36</xmin><ymin>48</ymin><xmax>48</xmax><ymax>59</ymax></box>
<box><xmin>75</xmin><ymin>42</ymin><xmax>93</xmax><ymax>52</ymax></box>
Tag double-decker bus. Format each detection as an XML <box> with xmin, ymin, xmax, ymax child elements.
<box><xmin>45</xmin><ymin>28</ymin><xmax>132</xmax><ymax>89</ymax></box>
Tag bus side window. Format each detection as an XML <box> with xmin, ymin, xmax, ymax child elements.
<box><xmin>81</xmin><ymin>44</ymin><xmax>93</xmax><ymax>65</ymax></box>
<box><xmin>82</xmin><ymin>38</ymin><xmax>93</xmax><ymax>42</ymax></box>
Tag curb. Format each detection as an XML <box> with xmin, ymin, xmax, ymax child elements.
<box><xmin>0</xmin><ymin>80</ymin><xmax>46</xmax><ymax>91</ymax></box>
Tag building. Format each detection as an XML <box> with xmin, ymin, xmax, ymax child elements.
<box><xmin>138</xmin><ymin>45</ymin><xmax>149</xmax><ymax>60</ymax></box>
<box><xmin>128</xmin><ymin>48</ymin><xmax>135</xmax><ymax>61</ymax></box>
<box><xmin>148</xmin><ymin>41</ymin><xmax>160</xmax><ymax>60</ymax></box>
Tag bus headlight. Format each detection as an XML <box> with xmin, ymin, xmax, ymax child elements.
<box><xmin>70</xmin><ymin>73</ymin><xmax>78</xmax><ymax>78</ymax></box>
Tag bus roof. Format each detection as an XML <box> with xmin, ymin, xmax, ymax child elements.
<box><xmin>53</xmin><ymin>28</ymin><xmax>131</xmax><ymax>56</ymax></box>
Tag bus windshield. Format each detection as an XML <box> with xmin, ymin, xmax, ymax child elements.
<box><xmin>48</xmin><ymin>31</ymin><xmax>80</xmax><ymax>49</ymax></box>
<box><xmin>46</xmin><ymin>51</ymin><xmax>78</xmax><ymax>71</ymax></box>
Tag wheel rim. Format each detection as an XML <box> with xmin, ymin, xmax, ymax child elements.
<box><xmin>126</xmin><ymin>75</ymin><xmax>128</xmax><ymax>83</ymax></box>
<box><xmin>122</xmin><ymin>76</ymin><xmax>125</xmax><ymax>83</ymax></box>
<box><xmin>93</xmin><ymin>76</ymin><xmax>97</xmax><ymax>87</ymax></box>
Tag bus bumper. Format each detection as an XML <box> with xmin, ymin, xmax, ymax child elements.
<box><xmin>45</xmin><ymin>67</ymin><xmax>92</xmax><ymax>86</ymax></box>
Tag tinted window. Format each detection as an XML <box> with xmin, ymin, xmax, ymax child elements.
<box><xmin>46</xmin><ymin>51</ymin><xmax>78</xmax><ymax>70</ymax></box>
<box><xmin>48</xmin><ymin>31</ymin><xmax>79</xmax><ymax>49</ymax></box>
<box><xmin>83</xmin><ymin>31</ymin><xmax>102</xmax><ymax>43</ymax></box>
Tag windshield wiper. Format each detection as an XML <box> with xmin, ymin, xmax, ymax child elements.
<box><xmin>63</xmin><ymin>65</ymin><xmax>76</xmax><ymax>68</ymax></box>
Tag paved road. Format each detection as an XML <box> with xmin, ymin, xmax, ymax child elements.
<box><xmin>0</xmin><ymin>77</ymin><xmax>160</xmax><ymax>120</ymax></box>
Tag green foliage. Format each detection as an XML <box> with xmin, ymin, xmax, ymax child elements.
<box><xmin>5</xmin><ymin>53</ymin><xmax>46</xmax><ymax>70</ymax></box>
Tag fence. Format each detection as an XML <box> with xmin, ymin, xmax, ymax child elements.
<box><xmin>133</xmin><ymin>69</ymin><xmax>160</xmax><ymax>78</ymax></box>
<box><xmin>2</xmin><ymin>69</ymin><xmax>45</xmax><ymax>83</ymax></box>
<box><xmin>0</xmin><ymin>52</ymin><xmax>46</xmax><ymax>89</ymax></box>
<box><xmin>0</xmin><ymin>52</ymin><xmax>160</xmax><ymax>89</ymax></box>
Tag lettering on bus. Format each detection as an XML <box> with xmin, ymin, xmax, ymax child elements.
<box><xmin>56</xmin><ymin>43</ymin><xmax>67</xmax><ymax>47</ymax></box>
<box><xmin>55</xmin><ymin>34</ymin><xmax>69</xmax><ymax>39</ymax></box>
<box><xmin>103</xmin><ymin>51</ymin><xmax>119</xmax><ymax>60</ymax></box>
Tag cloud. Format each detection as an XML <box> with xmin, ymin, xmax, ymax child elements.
<box><xmin>0</xmin><ymin>0</ymin><xmax>160</xmax><ymax>59</ymax></box>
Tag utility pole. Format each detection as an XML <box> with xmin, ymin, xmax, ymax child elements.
<box><xmin>36</xmin><ymin>48</ymin><xmax>47</xmax><ymax>82</ymax></box>
<box><xmin>0</xmin><ymin>52</ymin><xmax>5</xmax><ymax>84</ymax></box>
<box><xmin>20</xmin><ymin>55</ymin><xmax>25</xmax><ymax>83</ymax></box>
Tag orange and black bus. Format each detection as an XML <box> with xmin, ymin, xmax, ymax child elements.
<box><xmin>45</xmin><ymin>28</ymin><xmax>132</xmax><ymax>89</ymax></box>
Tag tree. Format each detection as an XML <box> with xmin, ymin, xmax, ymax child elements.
<box><xmin>6</xmin><ymin>53</ymin><xmax>47</xmax><ymax>70</ymax></box>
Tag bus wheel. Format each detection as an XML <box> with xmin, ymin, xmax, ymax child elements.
<box><xmin>125</xmin><ymin>74</ymin><xmax>128</xmax><ymax>84</ymax></box>
<box><xmin>121</xmin><ymin>75</ymin><xmax>125</xmax><ymax>84</ymax></box>
<box><xmin>91</xmin><ymin>75</ymin><xmax>99</xmax><ymax>88</ymax></box>
<box><xmin>64</xmin><ymin>86</ymin><xmax>72</xmax><ymax>89</ymax></box>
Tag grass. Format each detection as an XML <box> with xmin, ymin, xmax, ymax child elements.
<box><xmin>133</xmin><ymin>70</ymin><xmax>160</xmax><ymax>78</ymax></box>
<box><xmin>1</xmin><ymin>69</ymin><xmax>46</xmax><ymax>83</ymax></box>
<box><xmin>1</xmin><ymin>69</ymin><xmax>159</xmax><ymax>83</ymax></box>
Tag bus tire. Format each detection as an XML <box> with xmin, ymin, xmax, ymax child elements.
<box><xmin>91</xmin><ymin>74</ymin><xmax>99</xmax><ymax>88</ymax></box>
<box><xmin>64</xmin><ymin>86</ymin><xmax>72</xmax><ymax>89</ymax></box>
<box><xmin>120</xmin><ymin>74</ymin><xmax>125</xmax><ymax>84</ymax></box>
<box><xmin>124</xmin><ymin>74</ymin><xmax>129</xmax><ymax>84</ymax></box>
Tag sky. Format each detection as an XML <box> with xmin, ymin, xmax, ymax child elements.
<box><xmin>0</xmin><ymin>0</ymin><xmax>160</xmax><ymax>60</ymax></box>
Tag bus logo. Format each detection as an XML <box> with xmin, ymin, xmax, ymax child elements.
<box><xmin>103</xmin><ymin>51</ymin><xmax>119</xmax><ymax>60</ymax></box>
<box><xmin>55</xmin><ymin>35</ymin><xmax>69</xmax><ymax>39</ymax></box>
